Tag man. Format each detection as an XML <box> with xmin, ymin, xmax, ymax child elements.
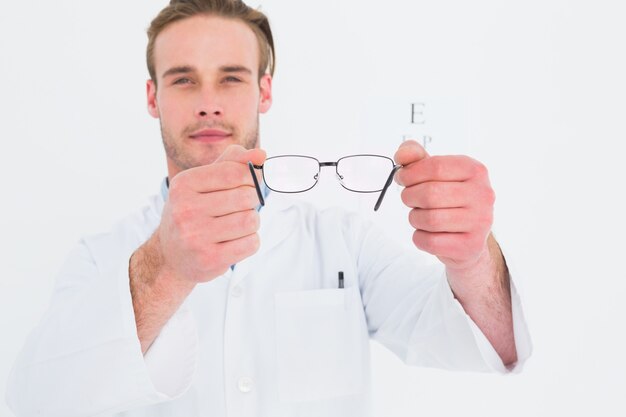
<box><xmin>6</xmin><ymin>0</ymin><xmax>531</xmax><ymax>416</ymax></box>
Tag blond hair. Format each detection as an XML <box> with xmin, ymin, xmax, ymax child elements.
<box><xmin>147</xmin><ymin>0</ymin><xmax>275</xmax><ymax>84</ymax></box>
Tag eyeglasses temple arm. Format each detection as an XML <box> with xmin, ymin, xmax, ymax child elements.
<box><xmin>374</xmin><ymin>164</ymin><xmax>402</xmax><ymax>211</ymax></box>
<box><xmin>248</xmin><ymin>161</ymin><xmax>265</xmax><ymax>207</ymax></box>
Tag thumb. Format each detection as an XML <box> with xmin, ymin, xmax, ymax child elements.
<box><xmin>393</xmin><ymin>139</ymin><xmax>429</xmax><ymax>166</ymax></box>
<box><xmin>214</xmin><ymin>144</ymin><xmax>267</xmax><ymax>166</ymax></box>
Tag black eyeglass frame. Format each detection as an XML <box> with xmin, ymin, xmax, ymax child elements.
<box><xmin>247</xmin><ymin>154</ymin><xmax>402</xmax><ymax>211</ymax></box>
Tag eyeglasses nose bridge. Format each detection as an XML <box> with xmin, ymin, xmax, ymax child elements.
<box><xmin>315</xmin><ymin>161</ymin><xmax>338</xmax><ymax>182</ymax></box>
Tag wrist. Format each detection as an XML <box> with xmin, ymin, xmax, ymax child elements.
<box><xmin>446</xmin><ymin>233</ymin><xmax>509</xmax><ymax>300</ymax></box>
<box><xmin>129</xmin><ymin>232</ymin><xmax>195</xmax><ymax>354</ymax></box>
<box><xmin>130</xmin><ymin>232</ymin><xmax>196</xmax><ymax>298</ymax></box>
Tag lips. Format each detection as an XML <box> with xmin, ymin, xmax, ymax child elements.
<box><xmin>189</xmin><ymin>129</ymin><xmax>232</xmax><ymax>143</ymax></box>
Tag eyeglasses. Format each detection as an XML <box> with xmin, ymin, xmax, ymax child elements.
<box><xmin>247</xmin><ymin>154</ymin><xmax>402</xmax><ymax>211</ymax></box>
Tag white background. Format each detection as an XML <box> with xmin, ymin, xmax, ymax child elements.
<box><xmin>1</xmin><ymin>0</ymin><xmax>626</xmax><ymax>416</ymax></box>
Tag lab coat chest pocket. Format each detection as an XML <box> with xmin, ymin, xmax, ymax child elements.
<box><xmin>274</xmin><ymin>286</ymin><xmax>366</xmax><ymax>402</ymax></box>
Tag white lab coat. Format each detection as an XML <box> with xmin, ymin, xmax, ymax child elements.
<box><xmin>6</xmin><ymin>182</ymin><xmax>531</xmax><ymax>417</ymax></box>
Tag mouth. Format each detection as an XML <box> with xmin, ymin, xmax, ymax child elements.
<box><xmin>188</xmin><ymin>129</ymin><xmax>232</xmax><ymax>143</ymax></box>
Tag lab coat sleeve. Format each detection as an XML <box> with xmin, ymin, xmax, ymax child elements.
<box><xmin>352</xmin><ymin>215</ymin><xmax>532</xmax><ymax>374</ymax></box>
<box><xmin>5</xmin><ymin>230</ymin><xmax>199</xmax><ymax>417</ymax></box>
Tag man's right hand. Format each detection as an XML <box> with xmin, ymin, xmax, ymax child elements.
<box><xmin>129</xmin><ymin>145</ymin><xmax>266</xmax><ymax>354</ymax></box>
<box><xmin>157</xmin><ymin>145</ymin><xmax>267</xmax><ymax>284</ymax></box>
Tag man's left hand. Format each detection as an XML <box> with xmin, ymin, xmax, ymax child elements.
<box><xmin>395</xmin><ymin>140</ymin><xmax>518</xmax><ymax>366</ymax></box>
<box><xmin>394</xmin><ymin>140</ymin><xmax>496</xmax><ymax>273</ymax></box>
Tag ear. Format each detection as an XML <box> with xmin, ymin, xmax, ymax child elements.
<box><xmin>146</xmin><ymin>79</ymin><xmax>159</xmax><ymax>119</ymax></box>
<box><xmin>258</xmin><ymin>74</ymin><xmax>273</xmax><ymax>114</ymax></box>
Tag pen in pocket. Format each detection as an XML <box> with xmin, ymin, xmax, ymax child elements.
<box><xmin>338</xmin><ymin>271</ymin><xmax>344</xmax><ymax>289</ymax></box>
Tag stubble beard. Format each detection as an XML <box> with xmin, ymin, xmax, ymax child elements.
<box><xmin>160</xmin><ymin>117</ymin><xmax>260</xmax><ymax>171</ymax></box>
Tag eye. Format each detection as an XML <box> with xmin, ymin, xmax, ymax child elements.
<box><xmin>173</xmin><ymin>77</ymin><xmax>192</xmax><ymax>85</ymax></box>
<box><xmin>223</xmin><ymin>76</ymin><xmax>242</xmax><ymax>83</ymax></box>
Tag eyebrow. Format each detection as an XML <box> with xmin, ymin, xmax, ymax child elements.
<box><xmin>162</xmin><ymin>65</ymin><xmax>195</xmax><ymax>79</ymax></box>
<box><xmin>161</xmin><ymin>65</ymin><xmax>253</xmax><ymax>79</ymax></box>
<box><xmin>220</xmin><ymin>65</ymin><xmax>253</xmax><ymax>75</ymax></box>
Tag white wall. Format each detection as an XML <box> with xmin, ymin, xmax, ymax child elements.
<box><xmin>1</xmin><ymin>1</ymin><xmax>625</xmax><ymax>415</ymax></box>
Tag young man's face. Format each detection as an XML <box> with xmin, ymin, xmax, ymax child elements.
<box><xmin>147</xmin><ymin>15</ymin><xmax>272</xmax><ymax>177</ymax></box>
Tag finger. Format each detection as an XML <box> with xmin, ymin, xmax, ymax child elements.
<box><xmin>173</xmin><ymin>161</ymin><xmax>255</xmax><ymax>193</ymax></box>
<box><xmin>408</xmin><ymin>208</ymin><xmax>475</xmax><ymax>233</ymax></box>
<box><xmin>214</xmin><ymin>144</ymin><xmax>267</xmax><ymax>165</ymax></box>
<box><xmin>412</xmin><ymin>230</ymin><xmax>474</xmax><ymax>260</ymax></box>
<box><xmin>396</xmin><ymin>155</ymin><xmax>480</xmax><ymax>187</ymax></box>
<box><xmin>172</xmin><ymin>145</ymin><xmax>267</xmax><ymax>193</ymax></box>
<box><xmin>401</xmin><ymin>181</ymin><xmax>470</xmax><ymax>209</ymax></box>
<box><xmin>199</xmin><ymin>186</ymin><xmax>260</xmax><ymax>217</ymax></box>
<box><xmin>209</xmin><ymin>209</ymin><xmax>260</xmax><ymax>243</ymax></box>
<box><xmin>393</xmin><ymin>140</ymin><xmax>429</xmax><ymax>166</ymax></box>
<box><xmin>411</xmin><ymin>229</ymin><xmax>488</xmax><ymax>263</ymax></box>
<box><xmin>216</xmin><ymin>232</ymin><xmax>261</xmax><ymax>266</ymax></box>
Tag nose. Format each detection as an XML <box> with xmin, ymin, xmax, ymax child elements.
<box><xmin>197</xmin><ymin>108</ymin><xmax>222</xmax><ymax>118</ymax></box>
<box><xmin>195</xmin><ymin>88</ymin><xmax>223</xmax><ymax>119</ymax></box>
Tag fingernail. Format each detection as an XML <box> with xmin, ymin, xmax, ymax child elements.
<box><xmin>394</xmin><ymin>170</ymin><xmax>403</xmax><ymax>186</ymax></box>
